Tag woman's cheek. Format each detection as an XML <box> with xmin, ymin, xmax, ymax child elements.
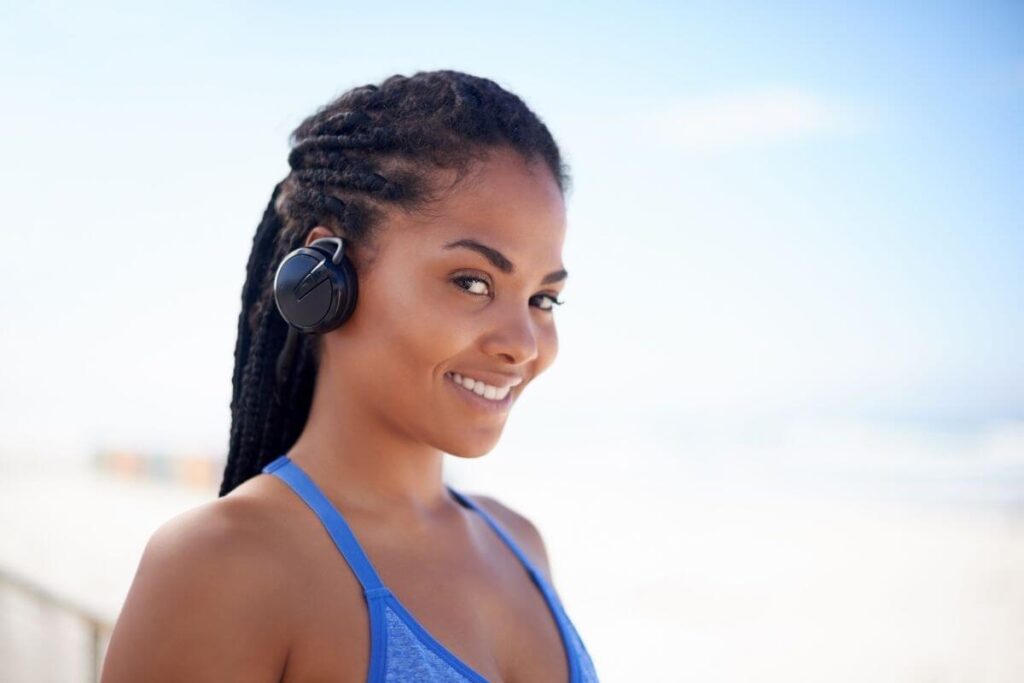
<box><xmin>536</xmin><ymin>323</ymin><xmax>559</xmax><ymax>371</ymax></box>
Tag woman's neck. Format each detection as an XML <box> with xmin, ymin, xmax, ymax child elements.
<box><xmin>285</xmin><ymin>361</ymin><xmax>455</xmax><ymax>523</ymax></box>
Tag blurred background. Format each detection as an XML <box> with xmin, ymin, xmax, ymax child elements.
<box><xmin>1</xmin><ymin>1</ymin><xmax>1022</xmax><ymax>681</ymax></box>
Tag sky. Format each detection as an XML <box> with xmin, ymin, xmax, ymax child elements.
<box><xmin>0</xmin><ymin>1</ymin><xmax>1021</xmax><ymax>461</ymax></box>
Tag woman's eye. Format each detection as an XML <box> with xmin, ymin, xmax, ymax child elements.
<box><xmin>452</xmin><ymin>275</ymin><xmax>490</xmax><ymax>296</ymax></box>
<box><xmin>451</xmin><ymin>275</ymin><xmax>564</xmax><ymax>313</ymax></box>
<box><xmin>531</xmin><ymin>293</ymin><xmax>565</xmax><ymax>311</ymax></box>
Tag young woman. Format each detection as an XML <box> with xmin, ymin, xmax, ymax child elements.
<box><xmin>100</xmin><ymin>70</ymin><xmax>599</xmax><ymax>683</ymax></box>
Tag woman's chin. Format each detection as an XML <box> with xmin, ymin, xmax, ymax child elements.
<box><xmin>437</xmin><ymin>431</ymin><xmax>504</xmax><ymax>459</ymax></box>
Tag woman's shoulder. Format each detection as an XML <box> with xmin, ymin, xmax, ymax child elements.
<box><xmin>101</xmin><ymin>480</ymin><xmax>299</xmax><ymax>682</ymax></box>
<box><xmin>146</xmin><ymin>474</ymin><xmax>302</xmax><ymax>577</ymax></box>
<box><xmin>462</xmin><ymin>492</ymin><xmax>556</xmax><ymax>585</ymax></box>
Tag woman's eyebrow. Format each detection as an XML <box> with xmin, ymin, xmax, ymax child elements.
<box><xmin>442</xmin><ymin>238</ymin><xmax>568</xmax><ymax>284</ymax></box>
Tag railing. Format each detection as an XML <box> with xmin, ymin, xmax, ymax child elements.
<box><xmin>0</xmin><ymin>566</ymin><xmax>113</xmax><ymax>683</ymax></box>
<box><xmin>0</xmin><ymin>450</ymin><xmax>223</xmax><ymax>682</ymax></box>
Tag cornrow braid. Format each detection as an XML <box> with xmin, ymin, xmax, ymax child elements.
<box><xmin>219</xmin><ymin>69</ymin><xmax>571</xmax><ymax>496</ymax></box>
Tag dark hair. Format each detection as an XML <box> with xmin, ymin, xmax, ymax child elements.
<box><xmin>219</xmin><ymin>70</ymin><xmax>571</xmax><ymax>496</ymax></box>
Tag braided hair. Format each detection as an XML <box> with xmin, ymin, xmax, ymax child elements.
<box><xmin>219</xmin><ymin>70</ymin><xmax>571</xmax><ymax>496</ymax></box>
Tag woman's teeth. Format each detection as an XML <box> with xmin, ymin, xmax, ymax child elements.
<box><xmin>445</xmin><ymin>372</ymin><xmax>512</xmax><ymax>401</ymax></box>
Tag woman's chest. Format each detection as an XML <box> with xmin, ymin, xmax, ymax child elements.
<box><xmin>278</xmin><ymin>529</ymin><xmax>569</xmax><ymax>683</ymax></box>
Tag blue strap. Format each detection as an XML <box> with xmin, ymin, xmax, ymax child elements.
<box><xmin>262</xmin><ymin>454</ymin><xmax>389</xmax><ymax>598</ymax></box>
<box><xmin>447</xmin><ymin>485</ymin><xmax>580</xmax><ymax>682</ymax></box>
<box><xmin>446</xmin><ymin>485</ymin><xmax>544</xmax><ymax>582</ymax></box>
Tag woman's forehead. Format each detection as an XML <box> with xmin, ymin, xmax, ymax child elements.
<box><xmin>441</xmin><ymin>157</ymin><xmax>563</xmax><ymax>233</ymax></box>
<box><xmin>451</xmin><ymin>148</ymin><xmax>564</xmax><ymax>214</ymax></box>
<box><xmin>381</xmin><ymin>152</ymin><xmax>566</xmax><ymax>260</ymax></box>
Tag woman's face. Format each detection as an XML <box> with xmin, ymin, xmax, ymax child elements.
<box><xmin>319</xmin><ymin>148</ymin><xmax>567</xmax><ymax>457</ymax></box>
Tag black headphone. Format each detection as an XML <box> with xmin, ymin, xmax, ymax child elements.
<box><xmin>271</xmin><ymin>236</ymin><xmax>358</xmax><ymax>399</ymax></box>
<box><xmin>273</xmin><ymin>235</ymin><xmax>359</xmax><ymax>334</ymax></box>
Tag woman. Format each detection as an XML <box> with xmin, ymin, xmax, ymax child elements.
<box><xmin>101</xmin><ymin>70</ymin><xmax>599</xmax><ymax>683</ymax></box>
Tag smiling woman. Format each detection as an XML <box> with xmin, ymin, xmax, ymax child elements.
<box><xmin>99</xmin><ymin>70</ymin><xmax>599</xmax><ymax>683</ymax></box>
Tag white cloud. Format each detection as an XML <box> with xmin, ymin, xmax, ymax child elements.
<box><xmin>647</xmin><ymin>85</ymin><xmax>854</xmax><ymax>150</ymax></box>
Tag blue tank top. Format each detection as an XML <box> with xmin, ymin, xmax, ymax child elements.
<box><xmin>262</xmin><ymin>454</ymin><xmax>599</xmax><ymax>683</ymax></box>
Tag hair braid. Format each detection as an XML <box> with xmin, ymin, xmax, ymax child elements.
<box><xmin>219</xmin><ymin>69</ymin><xmax>571</xmax><ymax>496</ymax></box>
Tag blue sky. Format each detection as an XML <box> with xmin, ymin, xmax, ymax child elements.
<box><xmin>0</xmin><ymin>1</ymin><xmax>1021</xmax><ymax>456</ymax></box>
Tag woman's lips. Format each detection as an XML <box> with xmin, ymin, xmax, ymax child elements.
<box><xmin>444</xmin><ymin>371</ymin><xmax>515</xmax><ymax>413</ymax></box>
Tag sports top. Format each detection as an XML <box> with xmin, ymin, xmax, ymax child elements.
<box><xmin>262</xmin><ymin>454</ymin><xmax>599</xmax><ymax>683</ymax></box>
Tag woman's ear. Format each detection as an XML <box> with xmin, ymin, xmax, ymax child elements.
<box><xmin>305</xmin><ymin>225</ymin><xmax>337</xmax><ymax>248</ymax></box>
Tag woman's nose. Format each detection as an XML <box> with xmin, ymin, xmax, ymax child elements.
<box><xmin>479</xmin><ymin>305</ymin><xmax>540</xmax><ymax>366</ymax></box>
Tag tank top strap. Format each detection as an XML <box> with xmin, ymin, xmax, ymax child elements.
<box><xmin>262</xmin><ymin>454</ymin><xmax>389</xmax><ymax>599</ymax></box>
<box><xmin>445</xmin><ymin>485</ymin><xmax>545</xmax><ymax>584</ymax></box>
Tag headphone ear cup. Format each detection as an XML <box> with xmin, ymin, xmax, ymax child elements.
<box><xmin>273</xmin><ymin>238</ymin><xmax>358</xmax><ymax>334</ymax></box>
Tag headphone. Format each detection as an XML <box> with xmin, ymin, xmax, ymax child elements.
<box><xmin>271</xmin><ymin>235</ymin><xmax>359</xmax><ymax>399</ymax></box>
<box><xmin>273</xmin><ymin>235</ymin><xmax>359</xmax><ymax>334</ymax></box>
